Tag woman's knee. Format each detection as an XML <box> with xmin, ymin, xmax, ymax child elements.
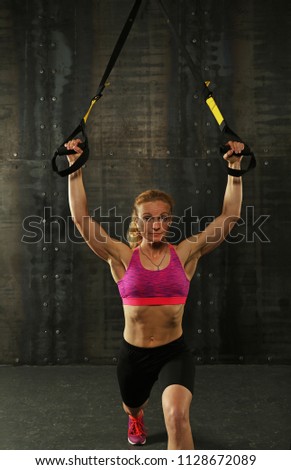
<box><xmin>162</xmin><ymin>386</ymin><xmax>192</xmax><ymax>432</ymax></box>
<box><xmin>164</xmin><ymin>403</ymin><xmax>190</xmax><ymax>429</ymax></box>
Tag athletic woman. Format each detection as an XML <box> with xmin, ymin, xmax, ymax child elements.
<box><xmin>65</xmin><ymin>139</ymin><xmax>244</xmax><ymax>449</ymax></box>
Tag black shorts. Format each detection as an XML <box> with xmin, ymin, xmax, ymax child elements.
<box><xmin>117</xmin><ymin>335</ymin><xmax>195</xmax><ymax>408</ymax></box>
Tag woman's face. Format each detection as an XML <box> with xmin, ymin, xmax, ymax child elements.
<box><xmin>136</xmin><ymin>200</ymin><xmax>172</xmax><ymax>244</ymax></box>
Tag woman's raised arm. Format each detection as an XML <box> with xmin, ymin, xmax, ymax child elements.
<box><xmin>66</xmin><ymin>139</ymin><xmax>130</xmax><ymax>266</ymax></box>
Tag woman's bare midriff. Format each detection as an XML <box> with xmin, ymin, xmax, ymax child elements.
<box><xmin>123</xmin><ymin>304</ymin><xmax>185</xmax><ymax>348</ymax></box>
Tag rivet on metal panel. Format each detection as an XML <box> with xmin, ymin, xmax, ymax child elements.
<box><xmin>208</xmin><ymin>272</ymin><xmax>213</xmax><ymax>278</ymax></box>
<box><xmin>264</xmin><ymin>161</ymin><xmax>269</xmax><ymax>166</ymax></box>
<box><xmin>40</xmin><ymin>96</ymin><xmax>45</xmax><ymax>102</ymax></box>
<box><xmin>55</xmin><ymin>274</ymin><xmax>60</xmax><ymax>279</ymax></box>
<box><xmin>207</xmin><ymin>162</ymin><xmax>211</xmax><ymax>166</ymax></box>
<box><xmin>15</xmin><ymin>358</ymin><xmax>20</xmax><ymax>364</ymax></box>
<box><xmin>42</xmin><ymin>246</ymin><xmax>48</xmax><ymax>252</ymax></box>
<box><xmin>51</xmin><ymin>96</ymin><xmax>57</xmax><ymax>101</ymax></box>
<box><xmin>55</xmin><ymin>329</ymin><xmax>61</xmax><ymax>335</ymax></box>
<box><xmin>195</xmin><ymin>189</ymin><xmax>200</xmax><ymax>194</ymax></box>
<box><xmin>197</xmin><ymin>329</ymin><xmax>202</xmax><ymax>334</ymax></box>
<box><xmin>52</xmin><ymin>124</ymin><xmax>58</xmax><ymax>129</ymax></box>
<box><xmin>109</xmin><ymin>151</ymin><xmax>114</xmax><ymax>156</ymax></box>
<box><xmin>209</xmin><ymin>300</ymin><xmax>214</xmax><ymax>305</ymax></box>
<box><xmin>206</xmin><ymin>189</ymin><xmax>212</xmax><ymax>194</ymax></box>
<box><xmin>210</xmin><ymin>328</ymin><xmax>215</xmax><ymax>334</ymax></box>
<box><xmin>40</xmin><ymin>124</ymin><xmax>45</xmax><ymax>130</ymax></box>
<box><xmin>40</xmin><ymin>68</ymin><xmax>45</xmax><ymax>74</ymax></box>
<box><xmin>42</xmin><ymin>274</ymin><xmax>47</xmax><ymax>279</ymax></box>
<box><xmin>194</xmin><ymin>162</ymin><xmax>199</xmax><ymax>167</ymax></box>
<box><xmin>263</xmin><ymin>148</ymin><xmax>269</xmax><ymax>153</ymax></box>
<box><xmin>53</xmin><ymin>192</ymin><xmax>58</xmax><ymax>196</ymax></box>
<box><xmin>193</xmin><ymin>94</ymin><xmax>198</xmax><ymax>99</ymax></box>
<box><xmin>206</xmin><ymin>150</ymin><xmax>211</xmax><ymax>155</ymax></box>
<box><xmin>43</xmin><ymin>302</ymin><xmax>48</xmax><ymax>307</ymax></box>
<box><xmin>239</xmin><ymin>356</ymin><xmax>244</xmax><ymax>362</ymax></box>
<box><xmin>54</xmin><ymin>247</ymin><xmax>59</xmax><ymax>252</ymax></box>
<box><xmin>197</xmin><ymin>356</ymin><xmax>202</xmax><ymax>362</ymax></box>
<box><xmin>112</xmin><ymin>357</ymin><xmax>118</xmax><ymax>363</ymax></box>
<box><xmin>206</xmin><ymin>122</ymin><xmax>211</xmax><ymax>127</ymax></box>
<box><xmin>196</xmin><ymin>272</ymin><xmax>201</xmax><ymax>277</ymax></box>
<box><xmin>51</xmin><ymin>69</ymin><xmax>56</xmax><ymax>74</ymax></box>
<box><xmin>84</xmin><ymin>357</ymin><xmax>89</xmax><ymax>362</ymax></box>
<box><xmin>197</xmin><ymin>300</ymin><xmax>202</xmax><ymax>306</ymax></box>
<box><xmin>192</xmin><ymin>38</ymin><xmax>197</xmax><ymax>44</ymax></box>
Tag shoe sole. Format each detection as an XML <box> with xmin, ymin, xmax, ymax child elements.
<box><xmin>128</xmin><ymin>437</ymin><xmax>146</xmax><ymax>446</ymax></box>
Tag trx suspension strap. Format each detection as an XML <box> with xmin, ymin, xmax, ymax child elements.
<box><xmin>157</xmin><ymin>0</ymin><xmax>256</xmax><ymax>177</ymax></box>
<box><xmin>52</xmin><ymin>0</ymin><xmax>142</xmax><ymax>177</ymax></box>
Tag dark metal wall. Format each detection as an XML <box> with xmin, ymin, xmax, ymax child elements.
<box><xmin>1</xmin><ymin>0</ymin><xmax>291</xmax><ymax>365</ymax></box>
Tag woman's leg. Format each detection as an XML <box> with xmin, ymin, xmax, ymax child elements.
<box><xmin>162</xmin><ymin>384</ymin><xmax>194</xmax><ymax>450</ymax></box>
<box><xmin>122</xmin><ymin>400</ymin><xmax>148</xmax><ymax>418</ymax></box>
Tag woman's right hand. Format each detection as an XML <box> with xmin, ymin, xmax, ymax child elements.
<box><xmin>64</xmin><ymin>139</ymin><xmax>83</xmax><ymax>165</ymax></box>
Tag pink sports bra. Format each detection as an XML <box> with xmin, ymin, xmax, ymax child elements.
<box><xmin>117</xmin><ymin>244</ymin><xmax>190</xmax><ymax>306</ymax></box>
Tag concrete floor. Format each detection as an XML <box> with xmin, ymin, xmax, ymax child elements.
<box><xmin>0</xmin><ymin>364</ymin><xmax>290</xmax><ymax>450</ymax></box>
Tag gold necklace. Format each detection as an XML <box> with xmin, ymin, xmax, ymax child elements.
<box><xmin>139</xmin><ymin>246</ymin><xmax>168</xmax><ymax>271</ymax></box>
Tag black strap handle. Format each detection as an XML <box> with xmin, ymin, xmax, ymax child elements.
<box><xmin>220</xmin><ymin>124</ymin><xmax>256</xmax><ymax>176</ymax></box>
<box><xmin>51</xmin><ymin>119</ymin><xmax>89</xmax><ymax>177</ymax></box>
<box><xmin>157</xmin><ymin>0</ymin><xmax>256</xmax><ymax>177</ymax></box>
<box><xmin>52</xmin><ymin>0</ymin><xmax>142</xmax><ymax>177</ymax></box>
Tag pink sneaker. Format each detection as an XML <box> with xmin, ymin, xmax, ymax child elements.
<box><xmin>128</xmin><ymin>411</ymin><xmax>147</xmax><ymax>445</ymax></box>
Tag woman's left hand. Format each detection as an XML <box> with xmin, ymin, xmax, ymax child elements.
<box><xmin>223</xmin><ymin>141</ymin><xmax>244</xmax><ymax>164</ymax></box>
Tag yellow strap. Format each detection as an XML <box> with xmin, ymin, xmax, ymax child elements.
<box><xmin>203</xmin><ymin>81</ymin><xmax>224</xmax><ymax>126</ymax></box>
<box><xmin>206</xmin><ymin>96</ymin><xmax>224</xmax><ymax>126</ymax></box>
<box><xmin>83</xmin><ymin>82</ymin><xmax>111</xmax><ymax>124</ymax></box>
<box><xmin>83</xmin><ymin>98</ymin><xmax>98</xmax><ymax>124</ymax></box>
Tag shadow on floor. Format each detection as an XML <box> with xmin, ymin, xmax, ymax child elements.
<box><xmin>0</xmin><ymin>364</ymin><xmax>290</xmax><ymax>450</ymax></box>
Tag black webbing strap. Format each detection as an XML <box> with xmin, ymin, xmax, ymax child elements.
<box><xmin>157</xmin><ymin>0</ymin><xmax>256</xmax><ymax>176</ymax></box>
<box><xmin>52</xmin><ymin>0</ymin><xmax>142</xmax><ymax>177</ymax></box>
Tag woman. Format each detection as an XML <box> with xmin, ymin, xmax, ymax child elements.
<box><xmin>65</xmin><ymin>139</ymin><xmax>244</xmax><ymax>449</ymax></box>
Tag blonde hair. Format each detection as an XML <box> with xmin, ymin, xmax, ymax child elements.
<box><xmin>127</xmin><ymin>189</ymin><xmax>174</xmax><ymax>248</ymax></box>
